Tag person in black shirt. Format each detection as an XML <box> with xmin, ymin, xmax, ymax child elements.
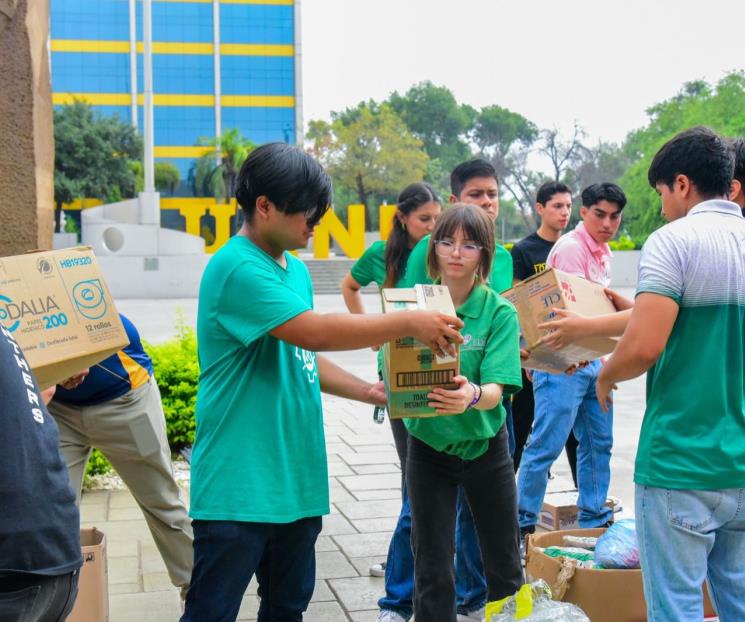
<box><xmin>510</xmin><ymin>181</ymin><xmax>579</xmax><ymax>486</ymax></box>
<box><xmin>0</xmin><ymin>323</ymin><xmax>82</xmax><ymax>621</ymax></box>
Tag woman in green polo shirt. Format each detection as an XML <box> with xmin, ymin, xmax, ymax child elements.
<box><xmin>406</xmin><ymin>204</ymin><xmax>524</xmax><ymax>621</ymax></box>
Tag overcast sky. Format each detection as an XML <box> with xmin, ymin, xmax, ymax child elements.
<box><xmin>300</xmin><ymin>0</ymin><xmax>744</xmax><ymax>146</ymax></box>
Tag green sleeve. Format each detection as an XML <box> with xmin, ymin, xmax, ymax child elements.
<box><xmin>489</xmin><ymin>245</ymin><xmax>514</xmax><ymax>293</ymax></box>
<box><xmin>218</xmin><ymin>262</ymin><xmax>311</xmax><ymax>347</ymax></box>
<box><xmin>350</xmin><ymin>241</ymin><xmax>386</xmax><ymax>287</ymax></box>
<box><xmin>401</xmin><ymin>234</ymin><xmax>433</xmax><ymax>287</ymax></box>
<box><xmin>479</xmin><ymin>302</ymin><xmax>523</xmax><ymax>395</ymax></box>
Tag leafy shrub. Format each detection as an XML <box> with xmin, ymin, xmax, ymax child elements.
<box><xmin>608</xmin><ymin>234</ymin><xmax>637</xmax><ymax>251</ymax></box>
<box><xmin>145</xmin><ymin>313</ymin><xmax>199</xmax><ymax>452</ymax></box>
<box><xmin>85</xmin><ymin>448</ymin><xmax>112</xmax><ymax>477</ymax></box>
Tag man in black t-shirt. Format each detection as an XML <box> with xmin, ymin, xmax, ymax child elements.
<box><xmin>0</xmin><ymin>323</ymin><xmax>82</xmax><ymax>621</ymax></box>
<box><xmin>510</xmin><ymin>181</ymin><xmax>579</xmax><ymax>485</ymax></box>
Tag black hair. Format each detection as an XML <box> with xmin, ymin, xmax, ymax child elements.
<box><xmin>450</xmin><ymin>159</ymin><xmax>498</xmax><ymax>197</ymax></box>
<box><xmin>731</xmin><ymin>137</ymin><xmax>745</xmax><ymax>187</ymax></box>
<box><xmin>536</xmin><ymin>181</ymin><xmax>572</xmax><ymax>206</ymax></box>
<box><xmin>234</xmin><ymin>142</ymin><xmax>332</xmax><ymax>226</ymax></box>
<box><xmin>427</xmin><ymin>203</ymin><xmax>495</xmax><ymax>283</ymax></box>
<box><xmin>647</xmin><ymin>126</ymin><xmax>734</xmax><ymax>199</ymax></box>
<box><xmin>581</xmin><ymin>183</ymin><xmax>627</xmax><ymax>212</ymax></box>
<box><xmin>384</xmin><ymin>182</ymin><xmax>440</xmax><ymax>287</ymax></box>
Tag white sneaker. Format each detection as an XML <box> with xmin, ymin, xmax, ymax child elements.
<box><xmin>456</xmin><ymin>607</ymin><xmax>485</xmax><ymax>622</ymax></box>
<box><xmin>369</xmin><ymin>561</ymin><xmax>386</xmax><ymax>577</ymax></box>
<box><xmin>377</xmin><ymin>610</ymin><xmax>408</xmax><ymax>622</ymax></box>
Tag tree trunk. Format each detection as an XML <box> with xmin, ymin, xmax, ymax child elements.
<box><xmin>355</xmin><ymin>172</ymin><xmax>371</xmax><ymax>230</ymax></box>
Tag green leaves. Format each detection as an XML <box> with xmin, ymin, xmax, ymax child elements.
<box><xmin>54</xmin><ymin>101</ymin><xmax>142</xmax><ymax>207</ymax></box>
<box><xmin>619</xmin><ymin>71</ymin><xmax>745</xmax><ymax>244</ymax></box>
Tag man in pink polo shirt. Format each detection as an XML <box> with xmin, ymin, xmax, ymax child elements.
<box><xmin>517</xmin><ymin>183</ymin><xmax>627</xmax><ymax>542</ymax></box>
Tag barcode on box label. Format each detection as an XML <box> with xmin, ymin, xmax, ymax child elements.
<box><xmin>396</xmin><ymin>369</ymin><xmax>455</xmax><ymax>388</ymax></box>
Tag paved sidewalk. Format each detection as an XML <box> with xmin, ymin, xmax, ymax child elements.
<box><xmin>81</xmin><ymin>293</ymin><xmax>644</xmax><ymax>621</ymax></box>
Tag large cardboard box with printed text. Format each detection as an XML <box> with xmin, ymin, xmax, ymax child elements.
<box><xmin>381</xmin><ymin>284</ymin><xmax>460</xmax><ymax>419</ymax></box>
<box><xmin>502</xmin><ymin>268</ymin><xmax>618</xmax><ymax>374</ymax></box>
<box><xmin>0</xmin><ymin>247</ymin><xmax>129</xmax><ymax>388</ymax></box>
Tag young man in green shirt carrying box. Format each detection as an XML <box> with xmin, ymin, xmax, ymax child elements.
<box><xmin>180</xmin><ymin>143</ymin><xmax>463</xmax><ymax>622</ymax></box>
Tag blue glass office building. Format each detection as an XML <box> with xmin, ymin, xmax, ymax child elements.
<box><xmin>50</xmin><ymin>0</ymin><xmax>301</xmax><ymax>195</ymax></box>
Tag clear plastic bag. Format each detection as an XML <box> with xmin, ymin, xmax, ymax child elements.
<box><xmin>594</xmin><ymin>518</ymin><xmax>640</xmax><ymax>569</ymax></box>
<box><xmin>487</xmin><ymin>580</ymin><xmax>590</xmax><ymax>621</ymax></box>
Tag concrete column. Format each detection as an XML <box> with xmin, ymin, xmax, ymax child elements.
<box><xmin>0</xmin><ymin>0</ymin><xmax>54</xmax><ymax>253</ymax></box>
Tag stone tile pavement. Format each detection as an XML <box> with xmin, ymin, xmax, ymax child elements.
<box><xmin>83</xmin><ymin>293</ymin><xmax>644</xmax><ymax>621</ymax></box>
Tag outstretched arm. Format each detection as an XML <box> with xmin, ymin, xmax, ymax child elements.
<box><xmin>318</xmin><ymin>355</ymin><xmax>386</xmax><ymax>405</ymax></box>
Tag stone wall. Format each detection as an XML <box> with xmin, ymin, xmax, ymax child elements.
<box><xmin>0</xmin><ymin>0</ymin><xmax>54</xmax><ymax>255</ymax></box>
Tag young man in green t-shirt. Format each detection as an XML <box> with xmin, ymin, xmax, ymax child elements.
<box><xmin>181</xmin><ymin>143</ymin><xmax>463</xmax><ymax>622</ymax></box>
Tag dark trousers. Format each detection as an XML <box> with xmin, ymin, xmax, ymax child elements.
<box><xmin>0</xmin><ymin>570</ymin><xmax>79</xmax><ymax>622</ymax></box>
<box><xmin>512</xmin><ymin>371</ymin><xmax>578</xmax><ymax>487</ymax></box>
<box><xmin>407</xmin><ymin>427</ymin><xmax>523</xmax><ymax>622</ymax></box>
<box><xmin>181</xmin><ymin>517</ymin><xmax>322</xmax><ymax>622</ymax></box>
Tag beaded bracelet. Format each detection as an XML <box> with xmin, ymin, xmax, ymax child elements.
<box><xmin>468</xmin><ymin>382</ymin><xmax>482</xmax><ymax>408</ymax></box>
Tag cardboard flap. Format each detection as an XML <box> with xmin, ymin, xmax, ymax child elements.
<box><xmin>382</xmin><ymin>288</ymin><xmax>417</xmax><ymax>303</ymax></box>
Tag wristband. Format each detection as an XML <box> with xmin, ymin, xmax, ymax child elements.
<box><xmin>468</xmin><ymin>382</ymin><xmax>482</xmax><ymax>408</ymax></box>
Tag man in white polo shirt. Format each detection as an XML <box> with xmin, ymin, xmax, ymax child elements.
<box><xmin>598</xmin><ymin>126</ymin><xmax>745</xmax><ymax>621</ymax></box>
<box><xmin>517</xmin><ymin>182</ymin><xmax>627</xmax><ymax>541</ymax></box>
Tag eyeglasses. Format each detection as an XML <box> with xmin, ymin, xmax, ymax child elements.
<box><xmin>434</xmin><ymin>240</ymin><xmax>483</xmax><ymax>259</ymax></box>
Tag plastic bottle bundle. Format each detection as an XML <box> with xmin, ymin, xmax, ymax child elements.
<box><xmin>594</xmin><ymin>518</ymin><xmax>640</xmax><ymax>569</ymax></box>
<box><xmin>487</xmin><ymin>580</ymin><xmax>590</xmax><ymax>621</ymax></box>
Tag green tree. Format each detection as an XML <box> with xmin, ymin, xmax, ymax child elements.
<box><xmin>154</xmin><ymin>161</ymin><xmax>181</xmax><ymax>195</ymax></box>
<box><xmin>53</xmin><ymin>101</ymin><xmax>142</xmax><ymax>231</ymax></box>
<box><xmin>619</xmin><ymin>72</ymin><xmax>745</xmax><ymax>243</ymax></box>
<box><xmin>388</xmin><ymin>82</ymin><xmax>475</xmax><ymax>180</ymax></box>
<box><xmin>192</xmin><ymin>128</ymin><xmax>255</xmax><ymax>203</ymax></box>
<box><xmin>307</xmin><ymin>104</ymin><xmax>428</xmax><ymax>228</ymax></box>
<box><xmin>473</xmin><ymin>105</ymin><xmax>540</xmax><ymax>229</ymax></box>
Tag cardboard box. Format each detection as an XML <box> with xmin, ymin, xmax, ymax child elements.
<box><xmin>526</xmin><ymin>528</ymin><xmax>715</xmax><ymax>621</ymax></box>
<box><xmin>381</xmin><ymin>284</ymin><xmax>459</xmax><ymax>419</ymax></box>
<box><xmin>68</xmin><ymin>527</ymin><xmax>109</xmax><ymax>622</ymax></box>
<box><xmin>539</xmin><ymin>490</ymin><xmax>615</xmax><ymax>531</ymax></box>
<box><xmin>503</xmin><ymin>268</ymin><xmax>618</xmax><ymax>373</ymax></box>
<box><xmin>0</xmin><ymin>247</ymin><xmax>128</xmax><ymax>388</ymax></box>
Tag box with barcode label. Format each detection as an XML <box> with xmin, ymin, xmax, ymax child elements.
<box><xmin>381</xmin><ymin>284</ymin><xmax>460</xmax><ymax>419</ymax></box>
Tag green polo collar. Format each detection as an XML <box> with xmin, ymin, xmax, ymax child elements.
<box><xmin>457</xmin><ymin>284</ymin><xmax>489</xmax><ymax>319</ymax></box>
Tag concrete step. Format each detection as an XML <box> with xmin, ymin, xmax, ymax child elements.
<box><xmin>300</xmin><ymin>257</ymin><xmax>379</xmax><ymax>295</ymax></box>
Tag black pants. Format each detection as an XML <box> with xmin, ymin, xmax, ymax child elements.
<box><xmin>0</xmin><ymin>570</ymin><xmax>79</xmax><ymax>622</ymax></box>
<box><xmin>181</xmin><ymin>517</ymin><xmax>322</xmax><ymax>622</ymax></box>
<box><xmin>512</xmin><ymin>370</ymin><xmax>579</xmax><ymax>487</ymax></box>
<box><xmin>407</xmin><ymin>427</ymin><xmax>523</xmax><ymax>622</ymax></box>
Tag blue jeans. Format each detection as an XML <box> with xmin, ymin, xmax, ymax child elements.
<box><xmin>636</xmin><ymin>485</ymin><xmax>745</xmax><ymax>622</ymax></box>
<box><xmin>181</xmin><ymin>517</ymin><xmax>322</xmax><ymax>622</ymax></box>
<box><xmin>517</xmin><ymin>361</ymin><xmax>613</xmax><ymax>528</ymax></box>
<box><xmin>379</xmin><ymin>470</ymin><xmax>486</xmax><ymax>617</ymax></box>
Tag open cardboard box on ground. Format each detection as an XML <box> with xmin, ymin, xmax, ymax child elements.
<box><xmin>526</xmin><ymin>528</ymin><xmax>716</xmax><ymax>621</ymax></box>
<box><xmin>0</xmin><ymin>247</ymin><xmax>128</xmax><ymax>388</ymax></box>
<box><xmin>381</xmin><ymin>284</ymin><xmax>460</xmax><ymax>419</ymax></box>
<box><xmin>502</xmin><ymin>268</ymin><xmax>618</xmax><ymax>373</ymax></box>
<box><xmin>67</xmin><ymin>527</ymin><xmax>108</xmax><ymax>622</ymax></box>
